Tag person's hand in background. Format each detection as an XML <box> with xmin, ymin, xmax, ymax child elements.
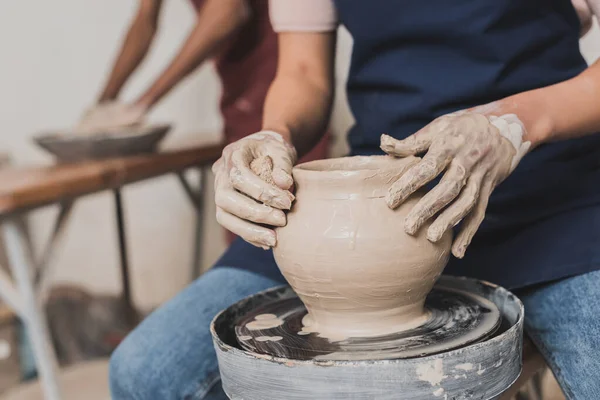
<box><xmin>77</xmin><ymin>0</ymin><xmax>251</xmax><ymax>136</ymax></box>
<box><xmin>75</xmin><ymin>101</ymin><xmax>147</xmax><ymax>135</ymax></box>
<box><xmin>213</xmin><ymin>131</ymin><xmax>297</xmax><ymax>249</ymax></box>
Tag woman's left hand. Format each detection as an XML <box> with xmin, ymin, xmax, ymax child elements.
<box><xmin>381</xmin><ymin>112</ymin><xmax>530</xmax><ymax>258</ymax></box>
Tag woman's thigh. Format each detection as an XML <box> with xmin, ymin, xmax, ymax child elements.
<box><xmin>519</xmin><ymin>270</ymin><xmax>600</xmax><ymax>400</ymax></box>
<box><xmin>110</xmin><ymin>239</ymin><xmax>284</xmax><ymax>400</ymax></box>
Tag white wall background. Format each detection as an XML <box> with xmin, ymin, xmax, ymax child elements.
<box><xmin>0</xmin><ymin>1</ymin><xmax>597</xmax><ymax>310</ymax></box>
<box><xmin>583</xmin><ymin>22</ymin><xmax>600</xmax><ymax>61</ymax></box>
<box><xmin>0</xmin><ymin>0</ymin><xmax>225</xmax><ymax>310</ymax></box>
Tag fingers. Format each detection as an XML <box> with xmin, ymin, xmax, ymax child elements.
<box><xmin>451</xmin><ymin>177</ymin><xmax>494</xmax><ymax>258</ymax></box>
<box><xmin>230</xmin><ymin>147</ymin><xmax>294</xmax><ymax>209</ymax></box>
<box><xmin>212</xmin><ymin>131</ymin><xmax>297</xmax><ymax>249</ymax></box>
<box><xmin>216</xmin><ymin>207</ymin><xmax>276</xmax><ymax>249</ymax></box>
<box><xmin>381</xmin><ymin>131</ymin><xmax>432</xmax><ymax>157</ymax></box>
<box><xmin>213</xmin><ymin>148</ymin><xmax>286</xmax><ymax>250</ymax></box>
<box><xmin>386</xmin><ymin>150</ymin><xmax>452</xmax><ymax>209</ymax></box>
<box><xmin>404</xmin><ymin>161</ymin><xmax>468</xmax><ymax>235</ymax></box>
<box><xmin>427</xmin><ymin>170</ymin><xmax>485</xmax><ymax>242</ymax></box>
<box><xmin>215</xmin><ymin>174</ymin><xmax>287</xmax><ymax>227</ymax></box>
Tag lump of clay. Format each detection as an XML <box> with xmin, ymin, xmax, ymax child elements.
<box><xmin>273</xmin><ymin>156</ymin><xmax>452</xmax><ymax>340</ymax></box>
<box><xmin>73</xmin><ymin>102</ymin><xmax>147</xmax><ymax>136</ymax></box>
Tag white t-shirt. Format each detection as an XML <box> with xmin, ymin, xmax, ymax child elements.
<box><xmin>270</xmin><ymin>0</ymin><xmax>600</xmax><ymax>36</ymax></box>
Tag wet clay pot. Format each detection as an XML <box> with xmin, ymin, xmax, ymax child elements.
<box><xmin>273</xmin><ymin>156</ymin><xmax>452</xmax><ymax>340</ymax></box>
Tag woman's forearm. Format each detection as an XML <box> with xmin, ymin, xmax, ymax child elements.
<box><xmin>262</xmin><ymin>73</ymin><xmax>333</xmax><ymax>158</ymax></box>
<box><xmin>480</xmin><ymin>60</ymin><xmax>600</xmax><ymax>148</ymax></box>
<box><xmin>536</xmin><ymin>60</ymin><xmax>600</xmax><ymax>142</ymax></box>
<box><xmin>136</xmin><ymin>0</ymin><xmax>249</xmax><ymax>109</ymax></box>
<box><xmin>262</xmin><ymin>32</ymin><xmax>336</xmax><ymax>159</ymax></box>
<box><xmin>99</xmin><ymin>0</ymin><xmax>162</xmax><ymax>102</ymax></box>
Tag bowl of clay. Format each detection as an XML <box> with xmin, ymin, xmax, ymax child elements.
<box><xmin>33</xmin><ymin>123</ymin><xmax>172</xmax><ymax>163</ymax></box>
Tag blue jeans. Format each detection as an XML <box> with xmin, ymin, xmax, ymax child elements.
<box><xmin>517</xmin><ymin>272</ymin><xmax>600</xmax><ymax>399</ymax></box>
<box><xmin>110</xmin><ymin>241</ymin><xmax>600</xmax><ymax>399</ymax></box>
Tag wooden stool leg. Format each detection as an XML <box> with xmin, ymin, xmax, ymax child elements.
<box><xmin>3</xmin><ymin>218</ymin><xmax>63</xmax><ymax>400</ymax></box>
<box><xmin>113</xmin><ymin>189</ymin><xmax>136</xmax><ymax>327</ymax></box>
<box><xmin>36</xmin><ymin>202</ymin><xmax>74</xmax><ymax>305</ymax></box>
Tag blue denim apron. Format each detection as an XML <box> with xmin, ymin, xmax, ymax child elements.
<box><xmin>218</xmin><ymin>0</ymin><xmax>600</xmax><ymax>289</ymax></box>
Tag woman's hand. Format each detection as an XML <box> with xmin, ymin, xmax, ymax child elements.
<box><xmin>76</xmin><ymin>101</ymin><xmax>147</xmax><ymax>135</ymax></box>
<box><xmin>213</xmin><ymin>131</ymin><xmax>297</xmax><ymax>249</ymax></box>
<box><xmin>381</xmin><ymin>112</ymin><xmax>530</xmax><ymax>258</ymax></box>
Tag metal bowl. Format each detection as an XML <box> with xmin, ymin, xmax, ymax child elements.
<box><xmin>33</xmin><ymin>124</ymin><xmax>171</xmax><ymax>163</ymax></box>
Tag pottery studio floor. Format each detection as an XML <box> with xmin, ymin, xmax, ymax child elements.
<box><xmin>539</xmin><ymin>371</ymin><xmax>566</xmax><ymax>400</ymax></box>
<box><xmin>0</xmin><ymin>360</ymin><xmax>110</xmax><ymax>400</ymax></box>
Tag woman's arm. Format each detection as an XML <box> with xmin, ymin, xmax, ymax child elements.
<box><xmin>488</xmin><ymin>0</ymin><xmax>600</xmax><ymax>145</ymax></box>
<box><xmin>98</xmin><ymin>0</ymin><xmax>162</xmax><ymax>102</ymax></box>
<box><xmin>135</xmin><ymin>0</ymin><xmax>250</xmax><ymax>109</ymax></box>
<box><xmin>262</xmin><ymin>32</ymin><xmax>337</xmax><ymax>158</ymax></box>
<box><xmin>483</xmin><ymin>60</ymin><xmax>600</xmax><ymax>147</ymax></box>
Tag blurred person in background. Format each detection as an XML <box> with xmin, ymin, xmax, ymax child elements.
<box><xmin>79</xmin><ymin>0</ymin><xmax>329</xmax><ymax>243</ymax></box>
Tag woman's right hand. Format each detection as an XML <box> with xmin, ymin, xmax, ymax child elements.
<box><xmin>213</xmin><ymin>131</ymin><xmax>297</xmax><ymax>249</ymax></box>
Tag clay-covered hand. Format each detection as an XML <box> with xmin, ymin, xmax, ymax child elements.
<box><xmin>381</xmin><ymin>112</ymin><xmax>530</xmax><ymax>258</ymax></box>
<box><xmin>213</xmin><ymin>131</ymin><xmax>297</xmax><ymax>249</ymax></box>
<box><xmin>75</xmin><ymin>101</ymin><xmax>147</xmax><ymax>135</ymax></box>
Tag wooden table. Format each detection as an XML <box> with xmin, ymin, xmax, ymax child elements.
<box><xmin>0</xmin><ymin>144</ymin><xmax>223</xmax><ymax>400</ymax></box>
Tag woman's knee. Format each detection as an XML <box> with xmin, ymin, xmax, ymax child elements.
<box><xmin>109</xmin><ymin>325</ymin><xmax>193</xmax><ymax>400</ymax></box>
<box><xmin>521</xmin><ymin>271</ymin><xmax>600</xmax><ymax>399</ymax></box>
<box><xmin>109</xmin><ymin>334</ymin><xmax>151</xmax><ymax>399</ymax></box>
<box><xmin>109</xmin><ymin>323</ymin><xmax>219</xmax><ymax>400</ymax></box>
<box><xmin>108</xmin><ymin>267</ymin><xmax>282</xmax><ymax>399</ymax></box>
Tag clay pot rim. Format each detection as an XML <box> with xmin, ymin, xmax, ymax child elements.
<box><xmin>294</xmin><ymin>155</ymin><xmax>417</xmax><ymax>178</ymax></box>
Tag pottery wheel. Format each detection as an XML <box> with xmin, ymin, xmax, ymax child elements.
<box><xmin>235</xmin><ymin>285</ymin><xmax>501</xmax><ymax>361</ymax></box>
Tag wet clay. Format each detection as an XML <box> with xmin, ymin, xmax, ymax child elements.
<box><xmin>255</xmin><ymin>336</ymin><xmax>284</xmax><ymax>342</ymax></box>
<box><xmin>250</xmin><ymin>155</ymin><xmax>276</xmax><ymax>185</ymax></box>
<box><xmin>246</xmin><ymin>314</ymin><xmax>284</xmax><ymax>331</ymax></box>
<box><xmin>272</xmin><ymin>156</ymin><xmax>452</xmax><ymax>340</ymax></box>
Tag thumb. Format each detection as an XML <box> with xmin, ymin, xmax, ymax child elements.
<box><xmin>250</xmin><ymin>155</ymin><xmax>294</xmax><ymax>192</ymax></box>
<box><xmin>269</xmin><ymin>146</ymin><xmax>295</xmax><ymax>190</ymax></box>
